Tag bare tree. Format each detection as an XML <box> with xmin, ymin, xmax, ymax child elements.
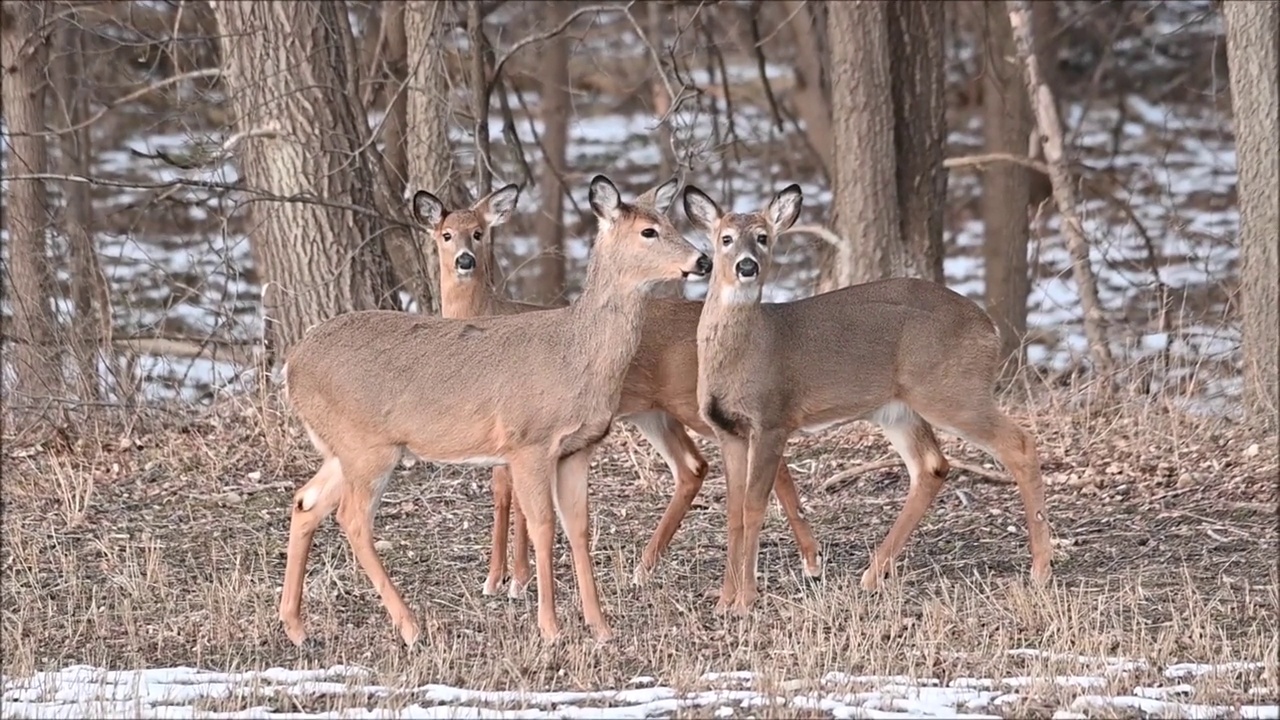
<box><xmin>783</xmin><ymin>0</ymin><xmax>833</xmax><ymax>180</ymax></box>
<box><xmin>53</xmin><ymin>5</ymin><xmax>114</xmax><ymax>400</ymax></box>
<box><xmin>1224</xmin><ymin>0</ymin><xmax>1279</xmax><ymax>427</ymax></box>
<box><xmin>980</xmin><ymin>0</ymin><xmax>1034</xmax><ymax>372</ymax></box>
<box><xmin>405</xmin><ymin>0</ymin><xmax>466</xmax><ymax>314</ymax></box>
<box><xmin>2</xmin><ymin>1</ymin><xmax>63</xmax><ymax>411</ymax></box>
<box><xmin>211</xmin><ymin>1</ymin><xmax>402</xmax><ymax>358</ymax></box>
<box><xmin>1008</xmin><ymin>0</ymin><xmax>1113</xmax><ymax>373</ymax></box>
<box><xmin>529</xmin><ymin>0</ymin><xmax>572</xmax><ymax>305</ymax></box>
<box><xmin>887</xmin><ymin>2</ymin><xmax>947</xmax><ymax>283</ymax></box>
<box><xmin>826</xmin><ymin>1</ymin><xmax>899</xmax><ymax>288</ymax></box>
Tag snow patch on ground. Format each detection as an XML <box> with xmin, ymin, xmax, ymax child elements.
<box><xmin>3</xmin><ymin>653</ymin><xmax>1275</xmax><ymax>720</ymax></box>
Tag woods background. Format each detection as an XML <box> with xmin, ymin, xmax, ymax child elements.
<box><xmin>2</xmin><ymin>0</ymin><xmax>1277</xmax><ymax>428</ymax></box>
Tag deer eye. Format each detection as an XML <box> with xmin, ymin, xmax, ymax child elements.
<box><xmin>640</xmin><ymin>228</ymin><xmax>658</xmax><ymax>239</ymax></box>
<box><xmin>756</xmin><ymin>233</ymin><xmax>768</xmax><ymax>246</ymax></box>
<box><xmin>721</xmin><ymin>235</ymin><xmax>733</xmax><ymax>246</ymax></box>
<box><xmin>472</xmin><ymin>230</ymin><xmax>483</xmax><ymax>241</ymax></box>
<box><xmin>442</xmin><ymin>232</ymin><xmax>452</xmax><ymax>242</ymax></box>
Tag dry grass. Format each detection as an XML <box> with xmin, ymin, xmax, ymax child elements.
<box><xmin>2</xmin><ymin>381</ymin><xmax>1276</xmax><ymax>716</ymax></box>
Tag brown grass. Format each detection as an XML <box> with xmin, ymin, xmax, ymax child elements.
<box><xmin>2</xmin><ymin>381</ymin><xmax>1276</xmax><ymax>717</ymax></box>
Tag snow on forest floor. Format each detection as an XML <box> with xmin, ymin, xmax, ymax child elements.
<box><xmin>3</xmin><ymin>654</ymin><xmax>1277</xmax><ymax>720</ymax></box>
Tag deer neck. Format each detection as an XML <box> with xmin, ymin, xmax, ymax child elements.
<box><xmin>439</xmin><ymin>267</ymin><xmax>501</xmax><ymax>318</ymax></box>
<box><xmin>567</xmin><ymin>250</ymin><xmax>649</xmax><ymax>387</ymax></box>
<box><xmin>697</xmin><ymin>287</ymin><xmax>764</xmax><ymax>383</ymax></box>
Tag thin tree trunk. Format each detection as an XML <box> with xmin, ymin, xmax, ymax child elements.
<box><xmin>1</xmin><ymin>1</ymin><xmax>63</xmax><ymax>411</ymax></box>
<box><xmin>530</xmin><ymin>0</ymin><xmax>571</xmax><ymax>305</ymax></box>
<box><xmin>405</xmin><ymin>0</ymin><xmax>464</xmax><ymax>314</ymax></box>
<box><xmin>980</xmin><ymin>0</ymin><xmax>1033</xmax><ymax>373</ymax></box>
<box><xmin>212</xmin><ymin>1</ymin><xmax>401</xmax><ymax>360</ymax></box>
<box><xmin>827</xmin><ymin>0</ymin><xmax>899</xmax><ymax>289</ymax></box>
<box><xmin>467</xmin><ymin>1</ymin><xmax>495</xmax><ymax>272</ymax></box>
<box><xmin>1224</xmin><ymin>0</ymin><xmax>1279</xmax><ymax>427</ymax></box>
<box><xmin>54</xmin><ymin>7</ymin><xmax>114</xmax><ymax>401</ymax></box>
<box><xmin>888</xmin><ymin>1</ymin><xmax>947</xmax><ymax>283</ymax></box>
<box><xmin>1008</xmin><ymin>0</ymin><xmax>1113</xmax><ymax>374</ymax></box>
<box><xmin>783</xmin><ymin>0</ymin><xmax>833</xmax><ymax>181</ymax></box>
<box><xmin>379</xmin><ymin>0</ymin><xmax>433</xmax><ymax>312</ymax></box>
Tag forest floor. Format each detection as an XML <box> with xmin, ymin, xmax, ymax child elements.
<box><xmin>3</xmin><ymin>382</ymin><xmax>1277</xmax><ymax>718</ymax></box>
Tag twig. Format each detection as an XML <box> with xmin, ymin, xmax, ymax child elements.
<box><xmin>486</xmin><ymin>3</ymin><xmax>631</xmax><ymax>97</ymax></box>
<box><xmin>749</xmin><ymin>1</ymin><xmax>786</xmax><ymax>132</ymax></box>
<box><xmin>35</xmin><ymin>68</ymin><xmax>222</xmax><ymax>137</ymax></box>
<box><xmin>822</xmin><ymin>458</ymin><xmax>1012</xmax><ymax>493</ymax></box>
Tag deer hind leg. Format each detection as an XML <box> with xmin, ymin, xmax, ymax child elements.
<box><xmin>484</xmin><ymin>465</ymin><xmax>519</xmax><ymax>596</ymax></box>
<box><xmin>554</xmin><ymin>448</ymin><xmax>613</xmax><ymax>641</ymax></box>
<box><xmin>508</xmin><ymin>486</ymin><xmax>533</xmax><ymax>599</ymax></box>
<box><xmin>631</xmin><ymin>411</ymin><xmax>709</xmax><ymax>586</ymax></box>
<box><xmin>956</xmin><ymin>410</ymin><xmax>1051</xmax><ymax>585</ymax></box>
<box><xmin>770</xmin><ymin>460</ymin><xmax>822</xmax><ymax>578</ymax></box>
<box><xmin>334</xmin><ymin>445</ymin><xmax>420</xmax><ymax>646</ymax></box>
<box><xmin>507</xmin><ymin>453</ymin><xmax>560</xmax><ymax>641</ymax></box>
<box><xmin>861</xmin><ymin>404</ymin><xmax>950</xmax><ymax>590</ymax></box>
<box><xmin>280</xmin><ymin>455</ymin><xmax>345</xmax><ymax>647</ymax></box>
<box><xmin>734</xmin><ymin>429</ymin><xmax>789</xmax><ymax>615</ymax></box>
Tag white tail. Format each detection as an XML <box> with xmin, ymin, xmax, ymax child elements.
<box><xmin>682</xmin><ymin>184</ymin><xmax>1053</xmax><ymax>615</ymax></box>
<box><xmin>278</xmin><ymin>174</ymin><xmax>709</xmax><ymax>645</ymax></box>
<box><xmin>411</xmin><ymin>182</ymin><xmax>826</xmax><ymax>597</ymax></box>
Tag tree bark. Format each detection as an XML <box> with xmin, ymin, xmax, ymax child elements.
<box><xmin>529</xmin><ymin>0</ymin><xmax>571</xmax><ymax>305</ymax></box>
<box><xmin>1</xmin><ymin>1</ymin><xmax>63</xmax><ymax>410</ymax></box>
<box><xmin>980</xmin><ymin>0</ymin><xmax>1033</xmax><ymax>373</ymax></box>
<box><xmin>405</xmin><ymin>0</ymin><xmax>465</xmax><ymax>315</ymax></box>
<box><xmin>1008</xmin><ymin>0</ymin><xmax>1113</xmax><ymax>374</ymax></box>
<box><xmin>827</xmin><ymin>0</ymin><xmax>899</xmax><ymax>288</ymax></box>
<box><xmin>211</xmin><ymin>1</ymin><xmax>402</xmax><ymax>360</ymax></box>
<box><xmin>1224</xmin><ymin>0</ymin><xmax>1279</xmax><ymax>428</ymax></box>
<box><xmin>887</xmin><ymin>1</ymin><xmax>947</xmax><ymax>283</ymax></box>
<box><xmin>54</xmin><ymin>7</ymin><xmax>114</xmax><ymax>401</ymax></box>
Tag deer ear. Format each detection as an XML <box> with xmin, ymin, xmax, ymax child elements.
<box><xmin>412</xmin><ymin>190</ymin><xmax>446</xmax><ymax>228</ymax></box>
<box><xmin>478</xmin><ymin>184</ymin><xmax>520</xmax><ymax>227</ymax></box>
<box><xmin>682</xmin><ymin>185</ymin><xmax>722</xmax><ymax>233</ymax></box>
<box><xmin>767</xmin><ymin>183</ymin><xmax>803</xmax><ymax>232</ymax></box>
<box><xmin>636</xmin><ymin>176</ymin><xmax>680</xmax><ymax>214</ymax></box>
<box><xmin>589</xmin><ymin>175</ymin><xmax>623</xmax><ymax>222</ymax></box>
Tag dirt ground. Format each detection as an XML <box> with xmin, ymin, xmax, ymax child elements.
<box><xmin>2</xmin><ymin>382</ymin><xmax>1277</xmax><ymax>716</ymax></box>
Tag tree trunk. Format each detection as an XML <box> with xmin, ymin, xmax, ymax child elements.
<box><xmin>211</xmin><ymin>1</ymin><xmax>402</xmax><ymax>360</ymax></box>
<box><xmin>827</xmin><ymin>1</ymin><xmax>899</xmax><ymax>289</ymax></box>
<box><xmin>888</xmin><ymin>1</ymin><xmax>947</xmax><ymax>283</ymax></box>
<box><xmin>980</xmin><ymin>0</ymin><xmax>1033</xmax><ymax>373</ymax></box>
<box><xmin>1</xmin><ymin>1</ymin><xmax>63</xmax><ymax>411</ymax></box>
<box><xmin>784</xmin><ymin>0</ymin><xmax>833</xmax><ymax>181</ymax></box>
<box><xmin>379</xmin><ymin>0</ymin><xmax>434</xmax><ymax>312</ymax></box>
<box><xmin>405</xmin><ymin>0</ymin><xmax>465</xmax><ymax>315</ymax></box>
<box><xmin>54</xmin><ymin>7</ymin><xmax>114</xmax><ymax>401</ymax></box>
<box><xmin>1008</xmin><ymin>0</ymin><xmax>1113</xmax><ymax>374</ymax></box>
<box><xmin>1224</xmin><ymin>0</ymin><xmax>1279</xmax><ymax>428</ymax></box>
<box><xmin>529</xmin><ymin>0</ymin><xmax>571</xmax><ymax>305</ymax></box>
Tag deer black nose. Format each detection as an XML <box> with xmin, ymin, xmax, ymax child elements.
<box><xmin>694</xmin><ymin>254</ymin><xmax>713</xmax><ymax>276</ymax></box>
<box><xmin>736</xmin><ymin>257</ymin><xmax>759</xmax><ymax>278</ymax></box>
<box><xmin>455</xmin><ymin>252</ymin><xmax>476</xmax><ymax>271</ymax></box>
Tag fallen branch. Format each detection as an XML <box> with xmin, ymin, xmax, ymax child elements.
<box><xmin>821</xmin><ymin>457</ymin><xmax>1011</xmax><ymax>493</ymax></box>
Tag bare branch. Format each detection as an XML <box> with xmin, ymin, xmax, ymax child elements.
<box><xmin>487</xmin><ymin>3</ymin><xmax>633</xmax><ymax>96</ymax></box>
<box><xmin>37</xmin><ymin>68</ymin><xmax>222</xmax><ymax>137</ymax></box>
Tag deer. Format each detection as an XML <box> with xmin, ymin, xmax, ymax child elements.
<box><xmin>409</xmin><ymin>183</ymin><xmax>823</xmax><ymax>599</ymax></box>
<box><xmin>277</xmin><ymin>174</ymin><xmax>710</xmax><ymax>646</ymax></box>
<box><xmin>680</xmin><ymin>183</ymin><xmax>1053</xmax><ymax>615</ymax></box>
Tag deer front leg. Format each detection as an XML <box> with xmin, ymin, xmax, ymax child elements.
<box><xmin>735</xmin><ymin>429</ymin><xmax>789</xmax><ymax>615</ymax></box>
<box><xmin>771</xmin><ymin>460</ymin><xmax>822</xmax><ymax>578</ymax></box>
<box><xmin>714</xmin><ymin>433</ymin><xmax>750</xmax><ymax>613</ymax></box>
<box><xmin>484</xmin><ymin>466</ymin><xmax>513</xmax><ymax>596</ymax></box>
<box><xmin>508</xmin><ymin>454</ymin><xmax>560</xmax><ymax>641</ymax></box>
<box><xmin>555</xmin><ymin>448</ymin><xmax>613</xmax><ymax>641</ymax></box>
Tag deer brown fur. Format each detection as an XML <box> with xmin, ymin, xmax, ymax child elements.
<box><xmin>682</xmin><ymin>183</ymin><xmax>1053</xmax><ymax>615</ymax></box>
<box><xmin>278</xmin><ymin>175</ymin><xmax>708</xmax><ymax>645</ymax></box>
<box><xmin>410</xmin><ymin>182</ymin><xmax>823</xmax><ymax>598</ymax></box>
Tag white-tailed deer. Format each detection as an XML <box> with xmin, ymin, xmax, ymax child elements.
<box><xmin>682</xmin><ymin>184</ymin><xmax>1052</xmax><ymax>615</ymax></box>
<box><xmin>410</xmin><ymin>184</ymin><xmax>823</xmax><ymax>598</ymax></box>
<box><xmin>278</xmin><ymin>175</ymin><xmax>709</xmax><ymax>646</ymax></box>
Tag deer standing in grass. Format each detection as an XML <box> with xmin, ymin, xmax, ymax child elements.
<box><xmin>681</xmin><ymin>184</ymin><xmax>1053</xmax><ymax>615</ymax></box>
<box><xmin>410</xmin><ymin>183</ymin><xmax>823</xmax><ymax>598</ymax></box>
<box><xmin>278</xmin><ymin>175</ymin><xmax>710</xmax><ymax>645</ymax></box>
